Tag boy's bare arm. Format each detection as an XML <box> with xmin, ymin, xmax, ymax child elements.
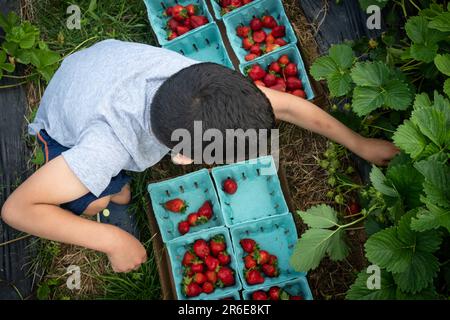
<box><xmin>1</xmin><ymin>155</ymin><xmax>146</xmax><ymax>272</ymax></box>
<box><xmin>259</xmin><ymin>86</ymin><xmax>399</xmax><ymax>166</ymax></box>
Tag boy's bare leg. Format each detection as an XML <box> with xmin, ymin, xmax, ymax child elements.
<box><xmin>1</xmin><ymin>156</ymin><xmax>146</xmax><ymax>272</ymax></box>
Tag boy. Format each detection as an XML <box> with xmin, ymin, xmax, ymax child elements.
<box><xmin>1</xmin><ymin>40</ymin><xmax>398</xmax><ymax>273</ymax></box>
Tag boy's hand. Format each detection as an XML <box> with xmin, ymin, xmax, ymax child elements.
<box><xmin>106</xmin><ymin>226</ymin><xmax>147</xmax><ymax>272</ymax></box>
<box><xmin>358</xmin><ymin>138</ymin><xmax>400</xmax><ymax>166</ymax></box>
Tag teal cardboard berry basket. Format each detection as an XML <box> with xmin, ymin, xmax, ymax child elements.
<box><xmin>163</xmin><ymin>22</ymin><xmax>234</xmax><ymax>69</ymax></box>
<box><xmin>239</xmin><ymin>43</ymin><xmax>315</xmax><ymax>100</ymax></box>
<box><xmin>242</xmin><ymin>277</ymin><xmax>313</xmax><ymax>300</ymax></box>
<box><xmin>222</xmin><ymin>0</ymin><xmax>297</xmax><ymax>63</ymax></box>
<box><xmin>230</xmin><ymin>213</ymin><xmax>305</xmax><ymax>290</ymax></box>
<box><xmin>166</xmin><ymin>226</ymin><xmax>242</xmax><ymax>300</ymax></box>
<box><xmin>144</xmin><ymin>0</ymin><xmax>213</xmax><ymax>46</ymax></box>
<box><xmin>148</xmin><ymin>169</ymin><xmax>225</xmax><ymax>243</ymax></box>
<box><xmin>211</xmin><ymin>156</ymin><xmax>288</xmax><ymax>227</ymax></box>
<box><xmin>209</xmin><ymin>0</ymin><xmax>262</xmax><ymax>20</ymax></box>
<box><xmin>215</xmin><ymin>291</ymin><xmax>242</xmax><ymax>300</ymax></box>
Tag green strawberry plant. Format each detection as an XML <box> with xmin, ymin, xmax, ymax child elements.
<box><xmin>0</xmin><ymin>11</ymin><xmax>60</xmax><ymax>85</ymax></box>
<box><xmin>293</xmin><ymin>2</ymin><xmax>450</xmax><ymax>299</ymax></box>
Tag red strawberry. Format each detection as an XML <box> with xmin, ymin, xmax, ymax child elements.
<box><xmin>261</xmin><ymin>263</ymin><xmax>279</xmax><ymax>277</ymax></box>
<box><xmin>223</xmin><ymin>178</ymin><xmax>238</xmax><ymax>194</ymax></box>
<box><xmin>191</xmin><ymin>260</ymin><xmax>204</xmax><ymax>273</ymax></box>
<box><xmin>178</xmin><ymin>221</ymin><xmax>190</xmax><ymax>235</ymax></box>
<box><xmin>268</xmin><ymin>286</ymin><xmax>281</xmax><ymax>300</ymax></box>
<box><xmin>254</xmin><ymin>80</ymin><xmax>266</xmax><ymax>87</ymax></box>
<box><xmin>204</xmin><ymin>255</ymin><xmax>220</xmax><ymax>271</ymax></box>
<box><xmin>292</xmin><ymin>89</ymin><xmax>306</xmax><ymax>98</ymax></box>
<box><xmin>247</xmin><ymin>64</ymin><xmax>266</xmax><ymax>81</ymax></box>
<box><xmin>231</xmin><ymin>0</ymin><xmax>242</xmax><ymax>6</ymax></box>
<box><xmin>184</xmin><ymin>266</ymin><xmax>194</xmax><ymax>277</ymax></box>
<box><xmin>250</xmin><ymin>44</ymin><xmax>262</xmax><ymax>55</ymax></box>
<box><xmin>221</xmin><ymin>0</ymin><xmax>231</xmax><ymax>6</ymax></box>
<box><xmin>242</xmin><ymin>37</ymin><xmax>254</xmax><ymax>50</ymax></box>
<box><xmin>245</xmin><ymin>53</ymin><xmax>258</xmax><ymax>61</ymax></box>
<box><xmin>269</xmin><ymin>83</ymin><xmax>286</xmax><ymax>92</ymax></box>
<box><xmin>190</xmin><ymin>15</ymin><xmax>208</xmax><ymax>29</ymax></box>
<box><xmin>205</xmin><ymin>270</ymin><xmax>217</xmax><ymax>284</ymax></box>
<box><xmin>290</xmin><ymin>296</ymin><xmax>303</xmax><ymax>300</ymax></box>
<box><xmin>286</xmin><ymin>77</ymin><xmax>302</xmax><ymax>90</ymax></box>
<box><xmin>202</xmin><ymin>281</ymin><xmax>215</xmax><ymax>294</ymax></box>
<box><xmin>250</xmin><ymin>18</ymin><xmax>263</xmax><ymax>31</ymax></box>
<box><xmin>347</xmin><ymin>201</ymin><xmax>361</xmax><ymax>215</ymax></box>
<box><xmin>193</xmin><ymin>272</ymin><xmax>207</xmax><ymax>285</ymax></box>
<box><xmin>284</xmin><ymin>63</ymin><xmax>298</xmax><ymax>77</ymax></box>
<box><xmin>187</xmin><ymin>213</ymin><xmax>198</xmax><ymax>226</ymax></box>
<box><xmin>268</xmin><ymin>254</ymin><xmax>278</xmax><ymax>266</ymax></box>
<box><xmin>244</xmin><ymin>255</ymin><xmax>257</xmax><ymax>269</ymax></box>
<box><xmin>252</xmin><ymin>290</ymin><xmax>268</xmax><ymax>300</ymax></box>
<box><xmin>274</xmin><ymin>38</ymin><xmax>287</xmax><ymax>46</ymax></box>
<box><xmin>167</xmin><ymin>31</ymin><xmax>178</xmax><ymax>41</ymax></box>
<box><xmin>269</xmin><ymin>61</ymin><xmax>281</xmax><ymax>74</ymax></box>
<box><xmin>193</xmin><ymin>239</ymin><xmax>210</xmax><ymax>259</ymax></box>
<box><xmin>245</xmin><ymin>269</ymin><xmax>264</xmax><ymax>285</ymax></box>
<box><xmin>242</xmin><ymin>0</ymin><xmax>252</xmax><ymax>4</ymax></box>
<box><xmin>278</xmin><ymin>54</ymin><xmax>290</xmax><ymax>66</ymax></box>
<box><xmin>252</xmin><ymin>30</ymin><xmax>266</xmax><ymax>43</ymax></box>
<box><xmin>261</xmin><ymin>15</ymin><xmax>277</xmax><ymax>29</ymax></box>
<box><xmin>240</xmin><ymin>238</ymin><xmax>257</xmax><ymax>253</ymax></box>
<box><xmin>185</xmin><ymin>4</ymin><xmax>198</xmax><ymax>16</ymax></box>
<box><xmin>182</xmin><ymin>251</ymin><xmax>196</xmax><ymax>266</ymax></box>
<box><xmin>265</xmin><ymin>34</ymin><xmax>275</xmax><ymax>45</ymax></box>
<box><xmin>165</xmin><ymin>6</ymin><xmax>174</xmax><ymax>16</ymax></box>
<box><xmin>164</xmin><ymin>198</ymin><xmax>187</xmax><ymax>213</ymax></box>
<box><xmin>183</xmin><ymin>282</ymin><xmax>202</xmax><ymax>297</ymax></box>
<box><xmin>172</xmin><ymin>5</ymin><xmax>188</xmax><ymax>22</ymax></box>
<box><xmin>182</xmin><ymin>17</ymin><xmax>191</xmax><ymax>27</ymax></box>
<box><xmin>197</xmin><ymin>201</ymin><xmax>213</xmax><ymax>220</ymax></box>
<box><xmin>265</xmin><ymin>43</ymin><xmax>280</xmax><ymax>53</ymax></box>
<box><xmin>217</xmin><ymin>251</ymin><xmax>231</xmax><ymax>265</ymax></box>
<box><xmin>176</xmin><ymin>25</ymin><xmax>190</xmax><ymax>36</ymax></box>
<box><xmin>167</xmin><ymin>18</ymin><xmax>179</xmax><ymax>31</ymax></box>
<box><xmin>263</xmin><ymin>73</ymin><xmax>277</xmax><ymax>87</ymax></box>
<box><xmin>253</xmin><ymin>250</ymin><xmax>270</xmax><ymax>265</ymax></box>
<box><xmin>210</xmin><ymin>235</ymin><xmax>226</xmax><ymax>256</ymax></box>
<box><xmin>271</xmin><ymin>25</ymin><xmax>286</xmax><ymax>38</ymax></box>
<box><xmin>276</xmin><ymin>77</ymin><xmax>286</xmax><ymax>87</ymax></box>
<box><xmin>217</xmin><ymin>267</ymin><xmax>235</xmax><ymax>287</ymax></box>
<box><xmin>236</xmin><ymin>25</ymin><xmax>251</xmax><ymax>38</ymax></box>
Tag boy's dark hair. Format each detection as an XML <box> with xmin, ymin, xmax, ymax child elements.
<box><xmin>150</xmin><ymin>62</ymin><xmax>275</xmax><ymax>161</ymax></box>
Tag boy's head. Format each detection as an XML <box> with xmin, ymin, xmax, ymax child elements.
<box><xmin>151</xmin><ymin>63</ymin><xmax>275</xmax><ymax>164</ymax></box>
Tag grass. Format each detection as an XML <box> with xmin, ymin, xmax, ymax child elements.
<box><xmin>18</xmin><ymin>0</ymin><xmax>361</xmax><ymax>300</ymax></box>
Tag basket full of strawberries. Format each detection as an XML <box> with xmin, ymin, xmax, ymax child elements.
<box><xmin>144</xmin><ymin>0</ymin><xmax>213</xmax><ymax>45</ymax></box>
<box><xmin>167</xmin><ymin>228</ymin><xmax>241</xmax><ymax>299</ymax></box>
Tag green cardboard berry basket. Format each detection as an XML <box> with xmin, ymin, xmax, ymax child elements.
<box><xmin>144</xmin><ymin>0</ymin><xmax>214</xmax><ymax>46</ymax></box>
<box><xmin>239</xmin><ymin>43</ymin><xmax>315</xmax><ymax>100</ymax></box>
<box><xmin>222</xmin><ymin>0</ymin><xmax>297</xmax><ymax>63</ymax></box>
<box><xmin>229</xmin><ymin>213</ymin><xmax>305</xmax><ymax>290</ymax></box>
<box><xmin>148</xmin><ymin>168</ymin><xmax>225</xmax><ymax>243</ymax></box>
<box><xmin>242</xmin><ymin>277</ymin><xmax>313</xmax><ymax>300</ymax></box>
<box><xmin>211</xmin><ymin>156</ymin><xmax>289</xmax><ymax>227</ymax></box>
<box><xmin>166</xmin><ymin>226</ymin><xmax>242</xmax><ymax>300</ymax></box>
<box><xmin>163</xmin><ymin>22</ymin><xmax>234</xmax><ymax>69</ymax></box>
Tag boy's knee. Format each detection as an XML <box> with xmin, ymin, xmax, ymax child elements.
<box><xmin>83</xmin><ymin>196</ymin><xmax>111</xmax><ymax>216</ymax></box>
<box><xmin>1</xmin><ymin>197</ymin><xmax>20</xmax><ymax>226</ymax></box>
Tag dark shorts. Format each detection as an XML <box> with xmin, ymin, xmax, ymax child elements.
<box><xmin>36</xmin><ymin>130</ymin><xmax>131</xmax><ymax>215</ymax></box>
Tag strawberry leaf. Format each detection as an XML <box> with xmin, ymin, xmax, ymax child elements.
<box><xmin>351</xmin><ymin>61</ymin><xmax>390</xmax><ymax>87</ymax></box>
<box><xmin>444</xmin><ymin>79</ymin><xmax>450</xmax><ymax>98</ymax></box>
<box><xmin>392</xmin><ymin>120</ymin><xmax>428</xmax><ymax>159</ymax></box>
<box><xmin>297</xmin><ymin>204</ymin><xmax>339</xmax><ymax>229</ymax></box>
<box><xmin>428</xmin><ymin>11</ymin><xmax>450</xmax><ymax>32</ymax></box>
<box><xmin>346</xmin><ymin>269</ymin><xmax>397</xmax><ymax>300</ymax></box>
<box><xmin>411</xmin><ymin>202</ymin><xmax>450</xmax><ymax>233</ymax></box>
<box><xmin>352</xmin><ymin>86</ymin><xmax>384</xmax><ymax>116</ymax></box>
<box><xmin>310</xmin><ymin>56</ymin><xmax>338</xmax><ymax>80</ymax></box>
<box><xmin>434</xmin><ymin>54</ymin><xmax>450</xmax><ymax>76</ymax></box>
<box><xmin>411</xmin><ymin>107</ymin><xmax>450</xmax><ymax>147</ymax></box>
<box><xmin>328</xmin><ymin>44</ymin><xmax>354</xmax><ymax>70</ymax></box>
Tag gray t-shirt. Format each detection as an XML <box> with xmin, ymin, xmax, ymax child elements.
<box><xmin>29</xmin><ymin>39</ymin><xmax>199</xmax><ymax>196</ymax></box>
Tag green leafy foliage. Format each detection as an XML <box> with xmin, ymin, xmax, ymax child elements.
<box><xmin>310</xmin><ymin>44</ymin><xmax>354</xmax><ymax>97</ymax></box>
<box><xmin>0</xmin><ymin>12</ymin><xmax>60</xmax><ymax>83</ymax></box>
<box><xmin>358</xmin><ymin>0</ymin><xmax>390</xmax><ymax>10</ymax></box>
<box><xmin>346</xmin><ymin>269</ymin><xmax>397</xmax><ymax>300</ymax></box>
<box><xmin>290</xmin><ymin>205</ymin><xmax>350</xmax><ymax>272</ymax></box>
